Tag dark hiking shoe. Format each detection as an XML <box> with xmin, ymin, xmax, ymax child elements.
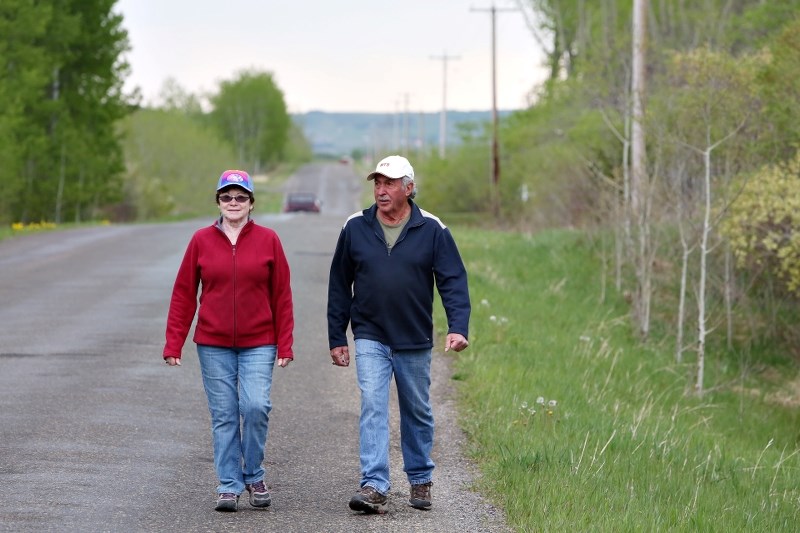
<box><xmin>245</xmin><ymin>480</ymin><xmax>272</xmax><ymax>507</ymax></box>
<box><xmin>409</xmin><ymin>482</ymin><xmax>432</xmax><ymax>510</ymax></box>
<box><xmin>348</xmin><ymin>485</ymin><xmax>388</xmax><ymax>514</ymax></box>
<box><xmin>215</xmin><ymin>492</ymin><xmax>238</xmax><ymax>512</ymax></box>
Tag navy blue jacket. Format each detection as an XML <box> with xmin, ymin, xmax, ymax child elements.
<box><xmin>327</xmin><ymin>201</ymin><xmax>471</xmax><ymax>350</ymax></box>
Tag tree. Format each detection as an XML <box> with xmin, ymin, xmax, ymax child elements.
<box><xmin>0</xmin><ymin>0</ymin><xmax>133</xmax><ymax>224</ymax></box>
<box><xmin>51</xmin><ymin>0</ymin><xmax>133</xmax><ymax>222</ymax></box>
<box><xmin>157</xmin><ymin>77</ymin><xmax>203</xmax><ymax>115</ymax></box>
<box><xmin>0</xmin><ymin>1</ymin><xmax>52</xmax><ymax>224</ymax></box>
<box><xmin>720</xmin><ymin>151</ymin><xmax>800</xmax><ymax>298</ymax></box>
<box><xmin>210</xmin><ymin>70</ymin><xmax>290</xmax><ymax>174</ymax></box>
<box><xmin>757</xmin><ymin>19</ymin><xmax>800</xmax><ymax>160</ymax></box>
<box><xmin>120</xmin><ymin>108</ymin><xmax>239</xmax><ymax>220</ymax></box>
<box><xmin>652</xmin><ymin>46</ymin><xmax>761</xmax><ymax>394</ymax></box>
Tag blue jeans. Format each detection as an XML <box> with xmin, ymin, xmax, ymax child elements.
<box><xmin>196</xmin><ymin>344</ymin><xmax>276</xmax><ymax>495</ymax></box>
<box><xmin>354</xmin><ymin>338</ymin><xmax>435</xmax><ymax>495</ymax></box>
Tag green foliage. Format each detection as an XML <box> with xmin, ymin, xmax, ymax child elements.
<box><xmin>120</xmin><ymin>109</ymin><xmax>238</xmax><ymax>220</ymax></box>
<box><xmin>757</xmin><ymin>19</ymin><xmax>800</xmax><ymax>159</ymax></box>
<box><xmin>502</xmin><ymin>86</ymin><xmax>617</xmax><ymax>227</ymax></box>
<box><xmin>658</xmin><ymin>46</ymin><xmax>763</xmax><ymax>148</ymax></box>
<box><xmin>157</xmin><ymin>77</ymin><xmax>204</xmax><ymax>116</ymax></box>
<box><xmin>720</xmin><ymin>150</ymin><xmax>800</xmax><ymax>297</ymax></box>
<box><xmin>416</xmin><ymin>137</ymin><xmax>493</xmax><ymax>216</ymax></box>
<box><xmin>441</xmin><ymin>226</ymin><xmax>800</xmax><ymax>531</ymax></box>
<box><xmin>282</xmin><ymin>121</ymin><xmax>313</xmax><ymax>165</ymax></box>
<box><xmin>210</xmin><ymin>70</ymin><xmax>290</xmax><ymax>174</ymax></box>
<box><xmin>0</xmin><ymin>0</ymin><xmax>134</xmax><ymax>225</ymax></box>
<box><xmin>0</xmin><ymin>1</ymin><xmax>51</xmax><ymax>223</ymax></box>
<box><xmin>117</xmin><ymin>74</ymin><xmax>309</xmax><ymax>220</ymax></box>
<box><xmin>726</xmin><ymin>0</ymin><xmax>800</xmax><ymax>52</ymax></box>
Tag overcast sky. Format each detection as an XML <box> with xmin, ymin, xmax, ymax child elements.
<box><xmin>115</xmin><ymin>0</ymin><xmax>548</xmax><ymax>114</ymax></box>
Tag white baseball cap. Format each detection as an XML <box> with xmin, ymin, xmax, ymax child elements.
<box><xmin>367</xmin><ymin>155</ymin><xmax>414</xmax><ymax>181</ymax></box>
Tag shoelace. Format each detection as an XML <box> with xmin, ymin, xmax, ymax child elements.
<box><xmin>248</xmin><ymin>481</ymin><xmax>267</xmax><ymax>493</ymax></box>
<box><xmin>411</xmin><ymin>485</ymin><xmax>430</xmax><ymax>498</ymax></box>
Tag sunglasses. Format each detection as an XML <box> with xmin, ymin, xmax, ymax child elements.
<box><xmin>218</xmin><ymin>194</ymin><xmax>251</xmax><ymax>203</ymax></box>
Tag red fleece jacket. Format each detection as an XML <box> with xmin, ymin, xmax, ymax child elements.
<box><xmin>163</xmin><ymin>220</ymin><xmax>294</xmax><ymax>360</ymax></box>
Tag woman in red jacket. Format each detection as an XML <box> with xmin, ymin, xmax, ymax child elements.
<box><xmin>163</xmin><ymin>170</ymin><xmax>294</xmax><ymax>512</ymax></box>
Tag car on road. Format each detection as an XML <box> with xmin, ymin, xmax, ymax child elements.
<box><xmin>284</xmin><ymin>192</ymin><xmax>321</xmax><ymax>213</ymax></box>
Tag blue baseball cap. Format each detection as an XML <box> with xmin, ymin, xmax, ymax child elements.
<box><xmin>216</xmin><ymin>170</ymin><xmax>254</xmax><ymax>193</ymax></box>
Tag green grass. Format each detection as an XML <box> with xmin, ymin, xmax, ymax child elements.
<box><xmin>437</xmin><ymin>227</ymin><xmax>800</xmax><ymax>532</ymax></box>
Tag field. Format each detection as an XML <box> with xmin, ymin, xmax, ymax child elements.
<box><xmin>439</xmin><ymin>227</ymin><xmax>800</xmax><ymax>532</ymax></box>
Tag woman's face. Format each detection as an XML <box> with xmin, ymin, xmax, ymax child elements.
<box><xmin>217</xmin><ymin>186</ymin><xmax>253</xmax><ymax>224</ymax></box>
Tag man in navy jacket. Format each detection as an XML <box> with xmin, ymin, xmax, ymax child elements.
<box><xmin>327</xmin><ymin>155</ymin><xmax>471</xmax><ymax>514</ymax></box>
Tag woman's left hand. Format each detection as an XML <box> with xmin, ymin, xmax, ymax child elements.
<box><xmin>277</xmin><ymin>358</ymin><xmax>291</xmax><ymax>368</ymax></box>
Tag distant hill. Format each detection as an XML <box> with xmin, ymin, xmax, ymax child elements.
<box><xmin>292</xmin><ymin>110</ymin><xmax>514</xmax><ymax>157</ymax></box>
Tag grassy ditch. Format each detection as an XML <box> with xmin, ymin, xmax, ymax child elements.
<box><xmin>439</xmin><ymin>227</ymin><xmax>800</xmax><ymax>532</ymax></box>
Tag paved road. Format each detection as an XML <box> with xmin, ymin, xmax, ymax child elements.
<box><xmin>0</xmin><ymin>163</ymin><xmax>508</xmax><ymax>532</ymax></box>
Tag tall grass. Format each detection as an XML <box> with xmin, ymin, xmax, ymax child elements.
<box><xmin>438</xmin><ymin>227</ymin><xmax>800</xmax><ymax>532</ymax></box>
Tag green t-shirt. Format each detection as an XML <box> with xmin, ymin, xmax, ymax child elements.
<box><xmin>379</xmin><ymin>213</ymin><xmax>410</xmax><ymax>250</ymax></box>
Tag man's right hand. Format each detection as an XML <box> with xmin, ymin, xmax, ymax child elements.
<box><xmin>330</xmin><ymin>346</ymin><xmax>350</xmax><ymax>367</ymax></box>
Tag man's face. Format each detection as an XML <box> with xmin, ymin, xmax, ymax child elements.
<box><xmin>373</xmin><ymin>175</ymin><xmax>411</xmax><ymax>217</ymax></box>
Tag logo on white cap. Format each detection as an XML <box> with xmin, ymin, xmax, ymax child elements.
<box><xmin>367</xmin><ymin>155</ymin><xmax>414</xmax><ymax>181</ymax></box>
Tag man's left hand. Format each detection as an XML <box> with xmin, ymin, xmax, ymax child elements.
<box><xmin>445</xmin><ymin>333</ymin><xmax>470</xmax><ymax>352</ymax></box>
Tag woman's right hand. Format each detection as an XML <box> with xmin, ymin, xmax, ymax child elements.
<box><xmin>164</xmin><ymin>356</ymin><xmax>181</xmax><ymax>366</ymax></box>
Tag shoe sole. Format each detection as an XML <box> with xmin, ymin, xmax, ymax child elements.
<box><xmin>409</xmin><ymin>499</ymin><xmax>432</xmax><ymax>510</ymax></box>
<box><xmin>249</xmin><ymin>495</ymin><xmax>271</xmax><ymax>508</ymax></box>
<box><xmin>215</xmin><ymin>502</ymin><xmax>238</xmax><ymax>512</ymax></box>
<box><xmin>349</xmin><ymin>498</ymin><xmax>388</xmax><ymax>514</ymax></box>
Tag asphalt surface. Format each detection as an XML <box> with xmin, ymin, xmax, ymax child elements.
<box><xmin>0</xmin><ymin>162</ymin><xmax>509</xmax><ymax>532</ymax></box>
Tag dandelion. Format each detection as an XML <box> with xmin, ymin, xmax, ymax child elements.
<box><xmin>548</xmin><ymin>400</ymin><xmax>558</xmax><ymax>407</ymax></box>
<box><xmin>499</xmin><ymin>316</ymin><xmax>509</xmax><ymax>325</ymax></box>
<box><xmin>489</xmin><ymin>315</ymin><xmax>497</xmax><ymax>322</ymax></box>
<box><xmin>536</xmin><ymin>396</ymin><xmax>545</xmax><ymax>405</ymax></box>
<box><xmin>579</xmin><ymin>335</ymin><xmax>591</xmax><ymax>342</ymax></box>
<box><xmin>481</xmin><ymin>299</ymin><xmax>490</xmax><ymax>307</ymax></box>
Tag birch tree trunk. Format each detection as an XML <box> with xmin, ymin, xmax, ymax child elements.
<box><xmin>631</xmin><ymin>0</ymin><xmax>651</xmax><ymax>338</ymax></box>
<box><xmin>696</xmin><ymin>140</ymin><xmax>712</xmax><ymax>396</ymax></box>
<box><xmin>677</xmin><ymin>222</ymin><xmax>690</xmax><ymax>364</ymax></box>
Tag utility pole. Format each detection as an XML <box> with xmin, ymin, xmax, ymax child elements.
<box><xmin>403</xmin><ymin>93</ymin><xmax>410</xmax><ymax>156</ymax></box>
<box><xmin>393</xmin><ymin>98</ymin><xmax>400</xmax><ymax>152</ymax></box>
<box><xmin>430</xmin><ymin>51</ymin><xmax>460</xmax><ymax>158</ymax></box>
<box><xmin>472</xmin><ymin>3</ymin><xmax>517</xmax><ymax>219</ymax></box>
<box><xmin>418</xmin><ymin>110</ymin><xmax>426</xmax><ymax>159</ymax></box>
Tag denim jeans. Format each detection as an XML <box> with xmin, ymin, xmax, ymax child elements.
<box><xmin>354</xmin><ymin>338</ymin><xmax>435</xmax><ymax>495</ymax></box>
<box><xmin>196</xmin><ymin>344</ymin><xmax>276</xmax><ymax>495</ymax></box>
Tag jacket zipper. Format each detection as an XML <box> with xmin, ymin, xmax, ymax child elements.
<box><xmin>231</xmin><ymin>244</ymin><xmax>237</xmax><ymax>345</ymax></box>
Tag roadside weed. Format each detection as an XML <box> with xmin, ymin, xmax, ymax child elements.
<box><xmin>438</xmin><ymin>227</ymin><xmax>800</xmax><ymax>532</ymax></box>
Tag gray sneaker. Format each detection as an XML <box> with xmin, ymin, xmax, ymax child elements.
<box><xmin>409</xmin><ymin>482</ymin><xmax>432</xmax><ymax>510</ymax></box>
<box><xmin>349</xmin><ymin>485</ymin><xmax>388</xmax><ymax>514</ymax></box>
<box><xmin>245</xmin><ymin>480</ymin><xmax>272</xmax><ymax>507</ymax></box>
<box><xmin>215</xmin><ymin>492</ymin><xmax>238</xmax><ymax>512</ymax></box>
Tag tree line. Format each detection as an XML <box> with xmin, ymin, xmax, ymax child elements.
<box><xmin>0</xmin><ymin>0</ymin><xmax>131</xmax><ymax>225</ymax></box>
<box><xmin>0</xmin><ymin>2</ymin><xmax>306</xmax><ymax>226</ymax></box>
<box><xmin>412</xmin><ymin>0</ymin><xmax>800</xmax><ymax>395</ymax></box>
